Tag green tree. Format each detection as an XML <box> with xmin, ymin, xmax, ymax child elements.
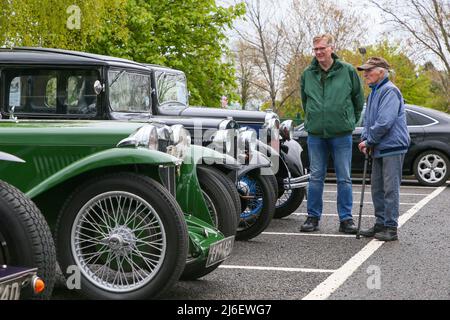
<box><xmin>0</xmin><ymin>0</ymin><xmax>245</xmax><ymax>108</ymax></box>
<box><xmin>0</xmin><ymin>0</ymin><xmax>128</xmax><ymax>50</ymax></box>
<box><xmin>90</xmin><ymin>0</ymin><xmax>245</xmax><ymax>107</ymax></box>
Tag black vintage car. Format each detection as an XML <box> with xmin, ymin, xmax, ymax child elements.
<box><xmin>0</xmin><ymin>47</ymin><xmax>278</xmax><ymax>241</ymax></box>
<box><xmin>148</xmin><ymin>64</ymin><xmax>309</xmax><ymax>219</ymax></box>
<box><xmin>294</xmin><ymin>104</ymin><xmax>450</xmax><ymax>187</ymax></box>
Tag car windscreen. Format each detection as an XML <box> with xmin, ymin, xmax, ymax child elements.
<box><xmin>155</xmin><ymin>71</ymin><xmax>188</xmax><ymax>110</ymax></box>
<box><xmin>108</xmin><ymin>70</ymin><xmax>152</xmax><ymax>113</ymax></box>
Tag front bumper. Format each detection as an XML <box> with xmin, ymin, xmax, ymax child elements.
<box><xmin>185</xmin><ymin>215</ymin><xmax>234</xmax><ymax>267</ymax></box>
<box><xmin>283</xmin><ymin>172</ymin><xmax>310</xmax><ymax>190</ymax></box>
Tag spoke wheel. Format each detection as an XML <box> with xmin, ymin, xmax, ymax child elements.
<box><xmin>56</xmin><ymin>173</ymin><xmax>188</xmax><ymax>300</ymax></box>
<box><xmin>72</xmin><ymin>191</ymin><xmax>166</xmax><ymax>293</ymax></box>
<box><xmin>235</xmin><ymin>172</ymin><xmax>275</xmax><ymax>241</ymax></box>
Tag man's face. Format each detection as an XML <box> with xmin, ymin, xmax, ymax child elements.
<box><xmin>363</xmin><ymin>68</ymin><xmax>385</xmax><ymax>85</ymax></box>
<box><xmin>313</xmin><ymin>39</ymin><xmax>333</xmax><ymax>63</ymax></box>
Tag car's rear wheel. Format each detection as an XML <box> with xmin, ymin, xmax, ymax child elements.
<box><xmin>56</xmin><ymin>173</ymin><xmax>188</xmax><ymax>299</ymax></box>
<box><xmin>413</xmin><ymin>150</ymin><xmax>450</xmax><ymax>187</ymax></box>
<box><xmin>0</xmin><ymin>180</ymin><xmax>56</xmax><ymax>300</ymax></box>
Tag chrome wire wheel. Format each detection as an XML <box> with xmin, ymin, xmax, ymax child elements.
<box><xmin>71</xmin><ymin>191</ymin><xmax>167</xmax><ymax>293</ymax></box>
<box><xmin>276</xmin><ymin>189</ymin><xmax>292</xmax><ymax>208</ymax></box>
<box><xmin>417</xmin><ymin>154</ymin><xmax>447</xmax><ymax>184</ymax></box>
<box><xmin>237</xmin><ymin>176</ymin><xmax>263</xmax><ymax>231</ymax></box>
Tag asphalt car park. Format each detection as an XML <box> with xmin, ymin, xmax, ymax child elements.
<box><xmin>52</xmin><ymin>179</ymin><xmax>449</xmax><ymax>300</ymax></box>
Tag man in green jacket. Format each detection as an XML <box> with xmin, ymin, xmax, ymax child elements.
<box><xmin>300</xmin><ymin>34</ymin><xmax>365</xmax><ymax>233</ymax></box>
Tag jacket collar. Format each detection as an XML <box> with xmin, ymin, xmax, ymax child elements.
<box><xmin>310</xmin><ymin>53</ymin><xmax>342</xmax><ymax>73</ymax></box>
<box><xmin>369</xmin><ymin>75</ymin><xmax>389</xmax><ymax>91</ymax></box>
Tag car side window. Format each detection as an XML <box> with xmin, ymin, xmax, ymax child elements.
<box><xmin>108</xmin><ymin>70</ymin><xmax>151</xmax><ymax>112</ymax></box>
<box><xmin>4</xmin><ymin>69</ymin><xmax>99</xmax><ymax>115</ymax></box>
<box><xmin>406</xmin><ymin>110</ymin><xmax>436</xmax><ymax>126</ymax></box>
<box><xmin>155</xmin><ymin>71</ymin><xmax>188</xmax><ymax>107</ymax></box>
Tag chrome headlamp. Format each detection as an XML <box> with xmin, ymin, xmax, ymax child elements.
<box><xmin>237</xmin><ymin>128</ymin><xmax>257</xmax><ymax>164</ymax></box>
<box><xmin>167</xmin><ymin>124</ymin><xmax>191</xmax><ymax>159</ymax></box>
<box><xmin>212</xmin><ymin>129</ymin><xmax>234</xmax><ymax>153</ymax></box>
<box><xmin>238</xmin><ymin>128</ymin><xmax>257</xmax><ymax>152</ymax></box>
<box><xmin>280</xmin><ymin>120</ymin><xmax>294</xmax><ymax>141</ymax></box>
<box><xmin>117</xmin><ymin>124</ymin><xmax>159</xmax><ymax>150</ymax></box>
<box><xmin>263</xmin><ymin>111</ymin><xmax>280</xmax><ymax>143</ymax></box>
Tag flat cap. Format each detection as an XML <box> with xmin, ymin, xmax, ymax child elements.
<box><xmin>357</xmin><ymin>57</ymin><xmax>390</xmax><ymax>71</ymax></box>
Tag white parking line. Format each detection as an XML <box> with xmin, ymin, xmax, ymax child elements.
<box><xmin>303</xmin><ymin>199</ymin><xmax>416</xmax><ymax>205</ymax></box>
<box><xmin>262</xmin><ymin>232</ymin><xmax>355</xmax><ymax>238</ymax></box>
<box><xmin>219</xmin><ymin>265</ymin><xmax>336</xmax><ymax>273</ymax></box>
<box><xmin>292</xmin><ymin>212</ymin><xmax>374</xmax><ymax>218</ymax></box>
<box><xmin>323</xmin><ymin>191</ymin><xmax>429</xmax><ymax>196</ymax></box>
<box><xmin>325</xmin><ymin>183</ymin><xmax>438</xmax><ymax>190</ymax></box>
<box><xmin>302</xmin><ymin>186</ymin><xmax>447</xmax><ymax>300</ymax></box>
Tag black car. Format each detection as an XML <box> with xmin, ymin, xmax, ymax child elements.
<box><xmin>148</xmin><ymin>64</ymin><xmax>309</xmax><ymax>219</ymax></box>
<box><xmin>294</xmin><ymin>104</ymin><xmax>450</xmax><ymax>187</ymax></box>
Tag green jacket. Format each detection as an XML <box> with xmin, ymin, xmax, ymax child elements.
<box><xmin>300</xmin><ymin>53</ymin><xmax>364</xmax><ymax>138</ymax></box>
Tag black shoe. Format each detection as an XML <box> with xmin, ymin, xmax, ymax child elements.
<box><xmin>374</xmin><ymin>227</ymin><xmax>398</xmax><ymax>241</ymax></box>
<box><xmin>300</xmin><ymin>216</ymin><xmax>319</xmax><ymax>232</ymax></box>
<box><xmin>359</xmin><ymin>223</ymin><xmax>385</xmax><ymax>238</ymax></box>
<box><xmin>339</xmin><ymin>219</ymin><xmax>357</xmax><ymax>234</ymax></box>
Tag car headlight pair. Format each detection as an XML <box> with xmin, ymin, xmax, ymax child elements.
<box><xmin>117</xmin><ymin>124</ymin><xmax>191</xmax><ymax>159</ymax></box>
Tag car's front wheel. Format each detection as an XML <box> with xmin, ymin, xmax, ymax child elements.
<box><xmin>274</xmin><ymin>188</ymin><xmax>305</xmax><ymax>219</ymax></box>
<box><xmin>56</xmin><ymin>173</ymin><xmax>188</xmax><ymax>300</ymax></box>
<box><xmin>413</xmin><ymin>150</ymin><xmax>450</xmax><ymax>187</ymax></box>
<box><xmin>236</xmin><ymin>172</ymin><xmax>276</xmax><ymax>241</ymax></box>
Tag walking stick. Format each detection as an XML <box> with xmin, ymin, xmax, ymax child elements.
<box><xmin>356</xmin><ymin>152</ymin><xmax>370</xmax><ymax>239</ymax></box>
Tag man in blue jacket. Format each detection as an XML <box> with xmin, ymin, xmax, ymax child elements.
<box><xmin>357</xmin><ymin>57</ymin><xmax>410</xmax><ymax>241</ymax></box>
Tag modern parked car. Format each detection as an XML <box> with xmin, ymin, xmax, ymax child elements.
<box><xmin>0</xmin><ymin>151</ymin><xmax>54</xmax><ymax>300</ymax></box>
<box><xmin>0</xmin><ymin>47</ymin><xmax>278</xmax><ymax>241</ymax></box>
<box><xmin>294</xmin><ymin>104</ymin><xmax>450</xmax><ymax>187</ymax></box>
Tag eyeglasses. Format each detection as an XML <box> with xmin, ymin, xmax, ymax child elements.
<box><xmin>313</xmin><ymin>46</ymin><xmax>330</xmax><ymax>52</ymax></box>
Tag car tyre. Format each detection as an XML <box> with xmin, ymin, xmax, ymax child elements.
<box><xmin>0</xmin><ymin>180</ymin><xmax>56</xmax><ymax>300</ymax></box>
<box><xmin>274</xmin><ymin>188</ymin><xmax>305</xmax><ymax>219</ymax></box>
<box><xmin>180</xmin><ymin>166</ymin><xmax>237</xmax><ymax>280</ymax></box>
<box><xmin>56</xmin><ymin>173</ymin><xmax>188</xmax><ymax>299</ymax></box>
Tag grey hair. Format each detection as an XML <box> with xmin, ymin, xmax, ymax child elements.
<box><xmin>376</xmin><ymin>67</ymin><xmax>389</xmax><ymax>77</ymax></box>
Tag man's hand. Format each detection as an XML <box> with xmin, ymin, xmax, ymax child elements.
<box><xmin>358</xmin><ymin>140</ymin><xmax>368</xmax><ymax>154</ymax></box>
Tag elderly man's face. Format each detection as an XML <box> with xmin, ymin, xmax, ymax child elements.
<box><xmin>313</xmin><ymin>39</ymin><xmax>334</xmax><ymax>63</ymax></box>
<box><xmin>363</xmin><ymin>68</ymin><xmax>386</xmax><ymax>85</ymax></box>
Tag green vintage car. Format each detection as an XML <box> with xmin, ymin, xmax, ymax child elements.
<box><xmin>0</xmin><ymin>119</ymin><xmax>235</xmax><ymax>299</ymax></box>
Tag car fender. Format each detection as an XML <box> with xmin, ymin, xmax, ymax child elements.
<box><xmin>26</xmin><ymin>148</ymin><xmax>178</xmax><ymax>198</ymax></box>
<box><xmin>237</xmin><ymin>150</ymin><xmax>272</xmax><ymax>178</ymax></box>
<box><xmin>281</xmin><ymin>139</ymin><xmax>304</xmax><ymax>178</ymax></box>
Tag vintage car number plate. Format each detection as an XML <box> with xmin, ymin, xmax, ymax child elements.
<box><xmin>0</xmin><ymin>280</ymin><xmax>21</xmax><ymax>300</ymax></box>
<box><xmin>206</xmin><ymin>236</ymin><xmax>234</xmax><ymax>268</ymax></box>
<box><xmin>0</xmin><ymin>267</ymin><xmax>37</xmax><ymax>300</ymax></box>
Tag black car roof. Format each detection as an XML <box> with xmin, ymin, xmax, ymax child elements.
<box><xmin>0</xmin><ymin>47</ymin><xmax>149</xmax><ymax>71</ymax></box>
<box><xmin>145</xmin><ymin>64</ymin><xmax>185</xmax><ymax>76</ymax></box>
